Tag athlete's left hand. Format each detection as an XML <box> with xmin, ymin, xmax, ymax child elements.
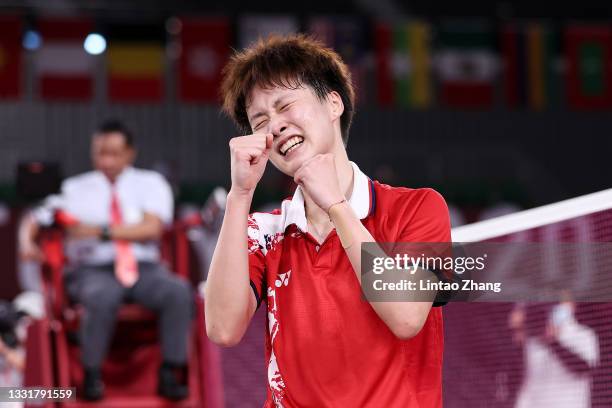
<box><xmin>294</xmin><ymin>154</ymin><xmax>345</xmax><ymax>212</ymax></box>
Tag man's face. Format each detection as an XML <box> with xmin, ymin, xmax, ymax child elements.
<box><xmin>246</xmin><ymin>83</ymin><xmax>342</xmax><ymax>176</ymax></box>
<box><xmin>91</xmin><ymin>132</ymin><xmax>135</xmax><ymax>181</ymax></box>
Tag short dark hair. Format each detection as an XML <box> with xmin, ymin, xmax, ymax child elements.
<box><xmin>94</xmin><ymin>119</ymin><xmax>134</xmax><ymax>147</ymax></box>
<box><xmin>220</xmin><ymin>34</ymin><xmax>356</xmax><ymax>145</ymax></box>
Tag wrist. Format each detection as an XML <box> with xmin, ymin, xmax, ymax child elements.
<box><xmin>328</xmin><ymin>201</ymin><xmax>354</xmax><ymax>226</ymax></box>
<box><xmin>99</xmin><ymin>225</ymin><xmax>112</xmax><ymax>241</ymax></box>
<box><xmin>226</xmin><ymin>190</ymin><xmax>255</xmax><ymax>215</ymax></box>
<box><xmin>228</xmin><ymin>188</ymin><xmax>255</xmax><ymax>202</ymax></box>
<box><xmin>326</xmin><ymin>198</ymin><xmax>348</xmax><ymax>215</ymax></box>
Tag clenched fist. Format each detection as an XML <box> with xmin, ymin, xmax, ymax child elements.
<box><xmin>294</xmin><ymin>153</ymin><xmax>345</xmax><ymax>212</ymax></box>
<box><xmin>229</xmin><ymin>133</ymin><xmax>273</xmax><ymax>195</ymax></box>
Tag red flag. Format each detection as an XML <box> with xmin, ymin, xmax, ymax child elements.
<box><xmin>501</xmin><ymin>25</ymin><xmax>523</xmax><ymax>108</ymax></box>
<box><xmin>0</xmin><ymin>16</ymin><xmax>22</xmax><ymax>99</ymax></box>
<box><xmin>375</xmin><ymin>23</ymin><xmax>393</xmax><ymax>106</ymax></box>
<box><xmin>565</xmin><ymin>25</ymin><xmax>612</xmax><ymax>109</ymax></box>
<box><xmin>37</xmin><ymin>18</ymin><xmax>94</xmax><ymax>100</ymax></box>
<box><xmin>179</xmin><ymin>18</ymin><xmax>230</xmax><ymax>103</ymax></box>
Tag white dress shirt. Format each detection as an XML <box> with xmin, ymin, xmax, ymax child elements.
<box><xmin>36</xmin><ymin>167</ymin><xmax>173</xmax><ymax>266</ymax></box>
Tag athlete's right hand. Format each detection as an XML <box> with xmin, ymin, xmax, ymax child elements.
<box><xmin>229</xmin><ymin>133</ymin><xmax>273</xmax><ymax>195</ymax></box>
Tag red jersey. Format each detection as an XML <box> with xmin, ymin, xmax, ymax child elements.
<box><xmin>247</xmin><ymin>162</ymin><xmax>451</xmax><ymax>407</ymax></box>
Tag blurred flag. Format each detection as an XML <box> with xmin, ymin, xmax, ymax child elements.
<box><xmin>435</xmin><ymin>22</ymin><xmax>497</xmax><ymax>108</ymax></box>
<box><xmin>502</xmin><ymin>23</ymin><xmax>561</xmax><ymax>110</ymax></box>
<box><xmin>565</xmin><ymin>25</ymin><xmax>612</xmax><ymax>109</ymax></box>
<box><xmin>308</xmin><ymin>16</ymin><xmax>369</xmax><ymax>105</ymax></box>
<box><xmin>36</xmin><ymin>18</ymin><xmax>94</xmax><ymax>100</ymax></box>
<box><xmin>375</xmin><ymin>20</ymin><xmax>432</xmax><ymax>108</ymax></box>
<box><xmin>179</xmin><ymin>18</ymin><xmax>230</xmax><ymax>103</ymax></box>
<box><xmin>239</xmin><ymin>15</ymin><xmax>298</xmax><ymax>48</ymax></box>
<box><xmin>107</xmin><ymin>23</ymin><xmax>165</xmax><ymax>102</ymax></box>
<box><xmin>0</xmin><ymin>16</ymin><xmax>22</xmax><ymax>99</ymax></box>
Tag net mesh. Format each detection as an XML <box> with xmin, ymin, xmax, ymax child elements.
<box><xmin>445</xmin><ymin>189</ymin><xmax>612</xmax><ymax>408</ymax></box>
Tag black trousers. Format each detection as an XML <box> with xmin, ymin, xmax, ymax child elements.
<box><xmin>65</xmin><ymin>262</ymin><xmax>193</xmax><ymax>369</ymax></box>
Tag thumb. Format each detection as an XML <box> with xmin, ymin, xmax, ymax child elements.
<box><xmin>260</xmin><ymin>134</ymin><xmax>273</xmax><ymax>161</ymax></box>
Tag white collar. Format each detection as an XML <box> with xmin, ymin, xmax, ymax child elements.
<box><xmin>96</xmin><ymin>166</ymin><xmax>134</xmax><ymax>187</ymax></box>
<box><xmin>283</xmin><ymin>161</ymin><xmax>373</xmax><ymax>232</ymax></box>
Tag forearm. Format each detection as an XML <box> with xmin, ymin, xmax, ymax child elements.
<box><xmin>204</xmin><ymin>190</ymin><xmax>256</xmax><ymax>346</ymax></box>
<box><xmin>71</xmin><ymin>212</ymin><xmax>164</xmax><ymax>242</ymax></box>
<box><xmin>329</xmin><ymin>202</ymin><xmax>434</xmax><ymax>339</ymax></box>
<box><xmin>110</xmin><ymin>220</ymin><xmax>162</xmax><ymax>241</ymax></box>
<box><xmin>548</xmin><ymin>339</ymin><xmax>594</xmax><ymax>374</ymax></box>
<box><xmin>18</xmin><ymin>213</ymin><xmax>39</xmax><ymax>247</ymax></box>
<box><xmin>1</xmin><ymin>348</ymin><xmax>25</xmax><ymax>371</ymax></box>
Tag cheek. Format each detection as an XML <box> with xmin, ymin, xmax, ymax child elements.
<box><xmin>304</xmin><ymin>104</ymin><xmax>333</xmax><ymax>136</ymax></box>
<box><xmin>289</xmin><ymin>102</ymin><xmax>320</xmax><ymax>129</ymax></box>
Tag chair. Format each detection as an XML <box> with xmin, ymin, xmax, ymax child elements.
<box><xmin>32</xmin><ymin>223</ymin><xmax>223</xmax><ymax>408</ymax></box>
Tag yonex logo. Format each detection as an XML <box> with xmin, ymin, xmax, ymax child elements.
<box><xmin>275</xmin><ymin>270</ymin><xmax>291</xmax><ymax>287</ymax></box>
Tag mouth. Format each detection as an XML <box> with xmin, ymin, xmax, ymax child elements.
<box><xmin>278</xmin><ymin>136</ymin><xmax>304</xmax><ymax>157</ymax></box>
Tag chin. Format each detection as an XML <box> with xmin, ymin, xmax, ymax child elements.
<box><xmin>287</xmin><ymin>155</ymin><xmax>313</xmax><ymax>176</ymax></box>
<box><xmin>277</xmin><ymin>164</ymin><xmax>299</xmax><ymax>178</ymax></box>
<box><xmin>273</xmin><ymin>152</ymin><xmax>310</xmax><ymax>177</ymax></box>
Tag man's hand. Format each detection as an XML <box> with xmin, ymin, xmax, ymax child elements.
<box><xmin>229</xmin><ymin>133</ymin><xmax>273</xmax><ymax>196</ymax></box>
<box><xmin>294</xmin><ymin>154</ymin><xmax>345</xmax><ymax>212</ymax></box>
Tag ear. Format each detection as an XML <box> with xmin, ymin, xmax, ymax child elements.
<box><xmin>127</xmin><ymin>147</ymin><xmax>137</xmax><ymax>163</ymax></box>
<box><xmin>327</xmin><ymin>91</ymin><xmax>344</xmax><ymax>121</ymax></box>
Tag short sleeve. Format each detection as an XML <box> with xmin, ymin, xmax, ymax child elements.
<box><xmin>247</xmin><ymin>215</ymin><xmax>266</xmax><ymax>309</ymax></box>
<box><xmin>396</xmin><ymin>189</ymin><xmax>452</xmax><ymax>306</ymax></box>
<box><xmin>396</xmin><ymin>189</ymin><xmax>451</xmax><ymax>243</ymax></box>
<box><xmin>141</xmin><ymin>173</ymin><xmax>174</xmax><ymax>225</ymax></box>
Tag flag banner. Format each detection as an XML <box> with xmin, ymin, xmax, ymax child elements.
<box><xmin>435</xmin><ymin>21</ymin><xmax>497</xmax><ymax>108</ymax></box>
<box><xmin>308</xmin><ymin>16</ymin><xmax>370</xmax><ymax>105</ymax></box>
<box><xmin>502</xmin><ymin>23</ymin><xmax>561</xmax><ymax>110</ymax></box>
<box><xmin>239</xmin><ymin>15</ymin><xmax>298</xmax><ymax>49</ymax></box>
<box><xmin>0</xmin><ymin>16</ymin><xmax>22</xmax><ymax>99</ymax></box>
<box><xmin>565</xmin><ymin>25</ymin><xmax>612</xmax><ymax>109</ymax></box>
<box><xmin>406</xmin><ymin>22</ymin><xmax>432</xmax><ymax>109</ymax></box>
<box><xmin>178</xmin><ymin>17</ymin><xmax>230</xmax><ymax>103</ymax></box>
<box><xmin>36</xmin><ymin>18</ymin><xmax>94</xmax><ymax>100</ymax></box>
<box><xmin>375</xmin><ymin>20</ymin><xmax>432</xmax><ymax>108</ymax></box>
<box><xmin>107</xmin><ymin>23</ymin><xmax>165</xmax><ymax>102</ymax></box>
<box><xmin>309</xmin><ymin>16</ymin><xmax>366</xmax><ymax>66</ymax></box>
<box><xmin>375</xmin><ymin>22</ymin><xmax>394</xmax><ymax>106</ymax></box>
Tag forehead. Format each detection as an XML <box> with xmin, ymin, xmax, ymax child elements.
<box><xmin>92</xmin><ymin>132</ymin><xmax>129</xmax><ymax>150</ymax></box>
<box><xmin>246</xmin><ymin>83</ymin><xmax>313</xmax><ymax>111</ymax></box>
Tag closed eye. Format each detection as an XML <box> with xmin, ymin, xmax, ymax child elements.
<box><xmin>254</xmin><ymin>120</ymin><xmax>268</xmax><ymax>131</ymax></box>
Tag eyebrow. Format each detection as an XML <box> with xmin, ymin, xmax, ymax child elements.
<box><xmin>248</xmin><ymin>97</ymin><xmax>288</xmax><ymax>123</ymax></box>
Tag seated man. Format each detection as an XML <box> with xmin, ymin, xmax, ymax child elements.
<box><xmin>18</xmin><ymin>120</ymin><xmax>192</xmax><ymax>401</ymax></box>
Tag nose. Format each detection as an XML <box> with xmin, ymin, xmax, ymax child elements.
<box><xmin>269</xmin><ymin>115</ymin><xmax>288</xmax><ymax>138</ymax></box>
